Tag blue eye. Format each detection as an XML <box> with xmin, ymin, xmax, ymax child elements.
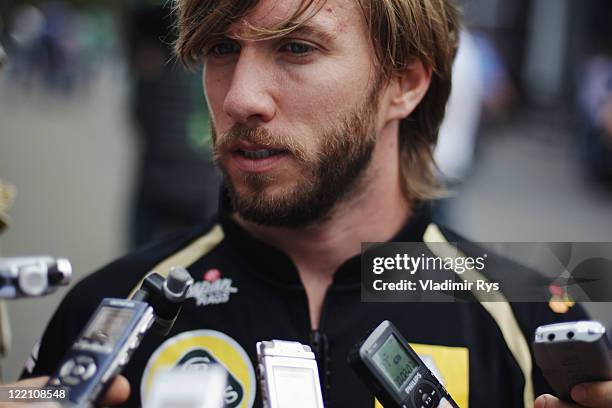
<box><xmin>210</xmin><ymin>42</ymin><xmax>239</xmax><ymax>56</ymax></box>
<box><xmin>283</xmin><ymin>42</ymin><xmax>314</xmax><ymax>54</ymax></box>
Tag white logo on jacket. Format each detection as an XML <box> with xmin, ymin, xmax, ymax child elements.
<box><xmin>187</xmin><ymin>268</ymin><xmax>238</xmax><ymax>306</ymax></box>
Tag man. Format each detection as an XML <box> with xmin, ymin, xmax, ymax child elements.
<box><xmin>21</xmin><ymin>0</ymin><xmax>611</xmax><ymax>407</ymax></box>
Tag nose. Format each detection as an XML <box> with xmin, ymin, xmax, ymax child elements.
<box><xmin>223</xmin><ymin>50</ymin><xmax>276</xmax><ymax>126</ymax></box>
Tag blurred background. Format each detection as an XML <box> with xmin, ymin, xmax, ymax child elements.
<box><xmin>0</xmin><ymin>0</ymin><xmax>611</xmax><ymax>382</ymax></box>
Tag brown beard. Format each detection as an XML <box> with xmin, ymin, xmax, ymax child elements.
<box><xmin>213</xmin><ymin>90</ymin><xmax>379</xmax><ymax>228</ymax></box>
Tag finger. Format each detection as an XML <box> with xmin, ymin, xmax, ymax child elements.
<box><xmin>535</xmin><ymin>394</ymin><xmax>580</xmax><ymax>408</ymax></box>
<box><xmin>10</xmin><ymin>377</ymin><xmax>49</xmax><ymax>388</ymax></box>
<box><xmin>0</xmin><ymin>377</ymin><xmax>58</xmax><ymax>408</ymax></box>
<box><xmin>0</xmin><ymin>377</ymin><xmax>57</xmax><ymax>408</ymax></box>
<box><xmin>571</xmin><ymin>381</ymin><xmax>612</xmax><ymax>407</ymax></box>
<box><xmin>98</xmin><ymin>375</ymin><xmax>130</xmax><ymax>406</ymax></box>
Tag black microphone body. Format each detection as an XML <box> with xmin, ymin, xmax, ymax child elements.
<box><xmin>132</xmin><ymin>266</ymin><xmax>193</xmax><ymax>335</ymax></box>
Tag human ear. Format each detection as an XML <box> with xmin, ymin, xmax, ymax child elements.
<box><xmin>385</xmin><ymin>58</ymin><xmax>432</xmax><ymax>121</ymax></box>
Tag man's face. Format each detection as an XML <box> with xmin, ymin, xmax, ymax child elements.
<box><xmin>203</xmin><ymin>0</ymin><xmax>382</xmax><ymax>227</ymax></box>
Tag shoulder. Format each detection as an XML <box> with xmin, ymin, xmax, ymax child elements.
<box><xmin>435</xmin><ymin>225</ymin><xmax>550</xmax><ymax>290</ymax></box>
<box><xmin>73</xmin><ymin>220</ymin><xmax>221</xmax><ymax>300</ymax></box>
<box><xmin>26</xmin><ymin>219</ymin><xmax>223</xmax><ymax>377</ymax></box>
<box><xmin>433</xmin><ymin>224</ymin><xmax>589</xmax><ymax>320</ymax></box>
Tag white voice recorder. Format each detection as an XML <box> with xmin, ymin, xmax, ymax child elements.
<box><xmin>256</xmin><ymin>340</ymin><xmax>325</xmax><ymax>408</ymax></box>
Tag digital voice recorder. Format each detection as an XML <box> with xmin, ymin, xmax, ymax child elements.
<box><xmin>534</xmin><ymin>320</ymin><xmax>612</xmax><ymax>402</ymax></box>
<box><xmin>256</xmin><ymin>340</ymin><xmax>325</xmax><ymax>408</ymax></box>
<box><xmin>349</xmin><ymin>320</ymin><xmax>459</xmax><ymax>408</ymax></box>
<box><xmin>48</xmin><ymin>298</ymin><xmax>154</xmax><ymax>406</ymax></box>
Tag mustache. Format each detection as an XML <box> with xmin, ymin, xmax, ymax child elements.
<box><xmin>213</xmin><ymin>125</ymin><xmax>310</xmax><ymax>163</ymax></box>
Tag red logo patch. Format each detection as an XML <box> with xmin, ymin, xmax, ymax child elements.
<box><xmin>548</xmin><ymin>283</ymin><xmax>575</xmax><ymax>314</ymax></box>
<box><xmin>203</xmin><ymin>269</ymin><xmax>221</xmax><ymax>282</ymax></box>
<box><xmin>548</xmin><ymin>284</ymin><xmax>564</xmax><ymax>297</ymax></box>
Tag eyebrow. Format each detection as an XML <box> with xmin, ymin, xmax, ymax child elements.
<box><xmin>286</xmin><ymin>23</ymin><xmax>338</xmax><ymax>44</ymax></box>
<box><xmin>226</xmin><ymin>20</ymin><xmax>338</xmax><ymax>45</ymax></box>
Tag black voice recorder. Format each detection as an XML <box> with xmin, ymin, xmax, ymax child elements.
<box><xmin>349</xmin><ymin>320</ymin><xmax>460</xmax><ymax>408</ymax></box>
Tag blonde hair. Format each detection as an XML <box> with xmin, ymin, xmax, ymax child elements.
<box><xmin>174</xmin><ymin>0</ymin><xmax>460</xmax><ymax>203</ymax></box>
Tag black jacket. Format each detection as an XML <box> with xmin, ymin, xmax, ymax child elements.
<box><xmin>25</xmin><ymin>202</ymin><xmax>587</xmax><ymax>407</ymax></box>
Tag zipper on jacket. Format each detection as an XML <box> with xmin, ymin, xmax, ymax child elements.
<box><xmin>309</xmin><ymin>285</ymin><xmax>332</xmax><ymax>406</ymax></box>
<box><xmin>310</xmin><ymin>329</ymin><xmax>330</xmax><ymax>405</ymax></box>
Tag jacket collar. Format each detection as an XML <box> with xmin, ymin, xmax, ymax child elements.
<box><xmin>218</xmin><ymin>188</ymin><xmax>433</xmax><ymax>288</ymax></box>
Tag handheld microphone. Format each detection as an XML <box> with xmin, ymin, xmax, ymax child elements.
<box><xmin>132</xmin><ymin>266</ymin><xmax>194</xmax><ymax>335</ymax></box>
<box><xmin>0</xmin><ymin>257</ymin><xmax>71</xmax><ymax>299</ymax></box>
<box><xmin>46</xmin><ymin>266</ymin><xmax>194</xmax><ymax>407</ymax></box>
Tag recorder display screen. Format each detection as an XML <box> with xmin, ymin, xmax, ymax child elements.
<box><xmin>82</xmin><ymin>306</ymin><xmax>134</xmax><ymax>350</ymax></box>
<box><xmin>272</xmin><ymin>366</ymin><xmax>323</xmax><ymax>408</ymax></box>
<box><xmin>372</xmin><ymin>335</ymin><xmax>419</xmax><ymax>391</ymax></box>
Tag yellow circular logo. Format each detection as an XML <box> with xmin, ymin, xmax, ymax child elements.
<box><xmin>141</xmin><ymin>330</ymin><xmax>256</xmax><ymax>407</ymax></box>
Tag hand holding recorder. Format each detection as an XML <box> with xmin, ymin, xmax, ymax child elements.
<box><xmin>535</xmin><ymin>381</ymin><xmax>612</xmax><ymax>408</ymax></box>
<box><xmin>533</xmin><ymin>321</ymin><xmax>612</xmax><ymax>408</ymax></box>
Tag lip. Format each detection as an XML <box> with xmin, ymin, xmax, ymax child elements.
<box><xmin>229</xmin><ymin>150</ymin><xmax>290</xmax><ymax>173</ymax></box>
<box><xmin>235</xmin><ymin>140</ymin><xmax>283</xmax><ymax>152</ymax></box>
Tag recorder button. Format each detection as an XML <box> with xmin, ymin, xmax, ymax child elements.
<box><xmin>430</xmin><ymin>389</ymin><xmax>440</xmax><ymax>405</ymax></box>
<box><xmin>118</xmin><ymin>354</ymin><xmax>130</xmax><ymax>367</ymax></box>
<box><xmin>82</xmin><ymin>363</ymin><xmax>97</xmax><ymax>380</ymax></box>
<box><xmin>414</xmin><ymin>383</ymin><xmax>436</xmax><ymax>408</ymax></box>
<box><xmin>59</xmin><ymin>360</ymin><xmax>76</xmax><ymax>378</ymax></box>
<box><xmin>129</xmin><ymin>337</ymin><xmax>140</xmax><ymax>351</ymax></box>
<box><xmin>72</xmin><ymin>364</ymin><xmax>86</xmax><ymax>377</ymax></box>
